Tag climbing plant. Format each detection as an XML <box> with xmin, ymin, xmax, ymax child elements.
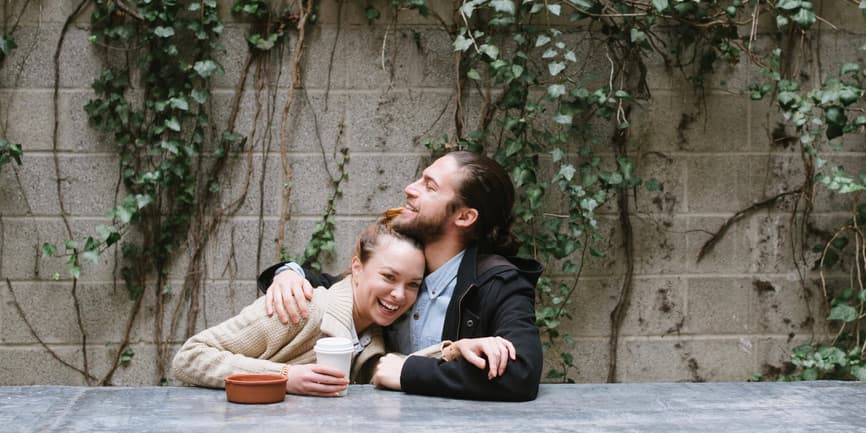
<box><xmin>370</xmin><ymin>0</ymin><xmax>866</xmax><ymax>382</ymax></box>
<box><xmin>5</xmin><ymin>0</ymin><xmax>866</xmax><ymax>386</ymax></box>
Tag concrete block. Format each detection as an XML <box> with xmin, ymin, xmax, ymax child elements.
<box><xmin>0</xmin><ymin>25</ymin><xmax>102</xmax><ymax>90</ymax></box>
<box><xmin>631</xmin><ymin>215</ymin><xmax>689</xmax><ymax>275</ymax></box>
<box><xmin>343</xmin><ymin>91</ymin><xmax>456</xmax><ymax>152</ymax></box>
<box><xmin>58</xmin><ymin>90</ymin><xmax>117</xmax><ymax>153</ymax></box>
<box><xmin>334</xmin><ymin>0</ymin><xmax>456</xmax><ymax>26</ymax></box>
<box><xmin>620</xmin><ymin>278</ymin><xmax>687</xmax><ymax>337</ymax></box>
<box><xmin>1</xmin><ymin>280</ymin><xmax>142</xmax><ymax>344</ymax></box>
<box><xmin>0</xmin><ymin>89</ymin><xmax>54</xmax><ymax>151</ymax></box>
<box><xmin>685</xmin><ymin>155</ymin><xmax>751</xmax><ymax>213</ymax></box>
<box><xmin>0</xmin><ymin>346</ymin><xmax>91</xmax><ymax>385</ymax></box>
<box><xmin>1</xmin><ymin>217</ymin><xmax>120</xmax><ymax>281</ymax></box>
<box><xmin>544</xmin><ymin>337</ymin><xmax>610</xmax><ymax>384</ymax></box>
<box><xmin>573</xmin><ymin>216</ymin><xmax>628</xmax><ymax>277</ymax></box>
<box><xmin>752</xmin><ymin>335</ymin><xmax>827</xmax><ymax>379</ymax></box>
<box><xmin>553</xmin><ymin>277</ymin><xmax>618</xmax><ymax>337</ymax></box>
<box><xmin>747</xmin><ymin>213</ymin><xmax>797</xmax><ymax>274</ymax></box>
<box><xmin>91</xmin><ymin>343</ymin><xmax>163</xmax><ymax>386</ymax></box>
<box><xmin>619</xmin><ymin>337</ymin><xmax>754</xmax><ymax>382</ymax></box>
<box><xmin>817</xmin><ymin>1</ymin><xmax>866</xmax><ymax>33</ymax></box>
<box><xmin>630</xmin><ymin>93</ymin><xmax>750</xmax><ymax>153</ymax></box>
<box><xmin>204</xmin><ymin>216</ymin><xmax>372</xmax><ymax>281</ymax></box>
<box><xmin>686</xmin><ymin>216</ymin><xmax>752</xmax><ymax>275</ymax></box>
<box><xmin>819</xmin><ymin>32</ymin><xmax>866</xmax><ymax>80</ymax></box>
<box><xmin>744</xmin><ymin>154</ymin><xmax>805</xmax><ymax>213</ymax></box>
<box><xmin>0</xmin><ymin>0</ymin><xmax>94</xmax><ymax>25</ymax></box>
<box><xmin>684</xmin><ymin>278</ymin><xmax>751</xmax><ymax>335</ymax></box>
<box><xmin>750</xmin><ymin>276</ymin><xmax>826</xmax><ymax>336</ymax></box>
<box><xmin>633</xmin><ymin>151</ymin><xmax>685</xmax><ymax>215</ymax></box>
<box><xmin>341</xmin><ymin>27</ymin><xmax>453</xmax><ymax>89</ymax></box>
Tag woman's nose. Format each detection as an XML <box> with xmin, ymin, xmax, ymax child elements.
<box><xmin>391</xmin><ymin>286</ymin><xmax>406</xmax><ymax>302</ymax></box>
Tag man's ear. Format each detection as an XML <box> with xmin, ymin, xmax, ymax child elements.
<box><xmin>453</xmin><ymin>207</ymin><xmax>479</xmax><ymax>229</ymax></box>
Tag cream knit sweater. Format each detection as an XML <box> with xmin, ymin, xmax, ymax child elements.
<box><xmin>171</xmin><ymin>277</ymin><xmax>382</xmax><ymax>388</ymax></box>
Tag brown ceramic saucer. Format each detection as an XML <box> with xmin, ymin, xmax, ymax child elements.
<box><xmin>224</xmin><ymin>373</ymin><xmax>287</xmax><ymax>404</ymax></box>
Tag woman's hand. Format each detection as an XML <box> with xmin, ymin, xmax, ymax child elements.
<box><xmin>284</xmin><ymin>364</ymin><xmax>348</xmax><ymax>397</ymax></box>
<box><xmin>446</xmin><ymin>337</ymin><xmax>516</xmax><ymax>380</ymax></box>
<box><xmin>265</xmin><ymin>269</ymin><xmax>314</xmax><ymax>324</ymax></box>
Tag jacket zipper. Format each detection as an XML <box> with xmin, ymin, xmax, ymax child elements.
<box><xmin>455</xmin><ymin>283</ymin><xmax>476</xmax><ymax>339</ymax></box>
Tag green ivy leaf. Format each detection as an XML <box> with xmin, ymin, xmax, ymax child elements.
<box><xmin>193</xmin><ymin>60</ymin><xmax>222</xmax><ymax>78</ymax></box>
<box><xmin>165</xmin><ymin>117</ymin><xmax>181</xmax><ymax>132</ymax></box>
<box><xmin>169</xmin><ymin>97</ymin><xmax>189</xmax><ymax>111</ymax></box>
<box><xmin>479</xmin><ymin>44</ymin><xmax>499</xmax><ymax>59</ymax></box>
<box><xmin>546</xmin><ymin>4</ymin><xmax>561</xmax><ymax>15</ymax></box>
<box><xmin>365</xmin><ymin>5</ymin><xmax>381</xmax><ymax>21</ymax></box>
<box><xmin>466</xmin><ymin>68</ymin><xmax>482</xmax><ymax>81</ymax></box>
<box><xmin>548</xmin><ymin>61</ymin><xmax>566</xmax><ymax>76</ymax></box>
<box><xmin>547</xmin><ymin>84</ymin><xmax>566</xmax><ymax>98</ymax></box>
<box><xmin>153</xmin><ymin>26</ymin><xmax>175</xmax><ymax>38</ymax></box>
<box><xmin>490</xmin><ymin>0</ymin><xmax>516</xmax><ymax>14</ymax></box>
<box><xmin>535</xmin><ymin>34</ymin><xmax>551</xmax><ymax>47</ymax></box>
<box><xmin>69</xmin><ymin>265</ymin><xmax>81</xmax><ymax>280</ymax></box>
<box><xmin>0</xmin><ymin>34</ymin><xmax>17</xmax><ymax>57</ymax></box>
<box><xmin>792</xmin><ymin>8</ymin><xmax>816</xmax><ymax>28</ymax></box>
<box><xmin>558</xmin><ymin>164</ymin><xmax>577</xmax><ymax>182</ymax></box>
<box><xmin>191</xmin><ymin>88</ymin><xmax>209</xmax><ymax>104</ymax></box>
<box><xmin>42</xmin><ymin>242</ymin><xmax>57</xmax><ymax>257</ymax></box>
<box><xmin>453</xmin><ymin>35</ymin><xmax>473</xmax><ymax>51</ymax></box>
<box><xmin>776</xmin><ymin>0</ymin><xmax>802</xmax><ymax>10</ymax></box>
<box><xmin>827</xmin><ymin>304</ymin><xmax>858</xmax><ymax>322</ymax></box>
<box><xmin>651</xmin><ymin>0</ymin><xmax>669</xmax><ymax>12</ymax></box>
<box><xmin>81</xmin><ymin>250</ymin><xmax>100</xmax><ymax>264</ymax></box>
<box><xmin>553</xmin><ymin>113</ymin><xmax>573</xmax><ymax>125</ymax></box>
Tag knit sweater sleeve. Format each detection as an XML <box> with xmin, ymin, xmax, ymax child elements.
<box><xmin>171</xmin><ymin>295</ymin><xmax>318</xmax><ymax>389</ymax></box>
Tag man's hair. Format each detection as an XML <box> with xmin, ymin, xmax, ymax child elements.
<box><xmin>447</xmin><ymin>151</ymin><xmax>519</xmax><ymax>256</ymax></box>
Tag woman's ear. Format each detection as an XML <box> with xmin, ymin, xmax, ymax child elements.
<box><xmin>351</xmin><ymin>256</ymin><xmax>362</xmax><ymax>283</ymax></box>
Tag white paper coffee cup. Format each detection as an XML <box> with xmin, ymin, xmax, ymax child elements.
<box><xmin>314</xmin><ymin>337</ymin><xmax>354</xmax><ymax>396</ymax></box>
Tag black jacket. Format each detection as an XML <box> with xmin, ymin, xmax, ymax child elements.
<box><xmin>257</xmin><ymin>245</ymin><xmax>544</xmax><ymax>401</ymax></box>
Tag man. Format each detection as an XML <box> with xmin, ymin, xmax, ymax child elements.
<box><xmin>257</xmin><ymin>151</ymin><xmax>543</xmax><ymax>401</ymax></box>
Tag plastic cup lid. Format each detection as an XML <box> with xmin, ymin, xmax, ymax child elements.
<box><xmin>314</xmin><ymin>337</ymin><xmax>354</xmax><ymax>353</ymax></box>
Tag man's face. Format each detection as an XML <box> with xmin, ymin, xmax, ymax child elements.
<box><xmin>393</xmin><ymin>155</ymin><xmax>463</xmax><ymax>243</ymax></box>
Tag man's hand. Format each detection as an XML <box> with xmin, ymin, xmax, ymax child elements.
<box><xmin>450</xmin><ymin>337</ymin><xmax>516</xmax><ymax>380</ymax></box>
<box><xmin>265</xmin><ymin>269</ymin><xmax>314</xmax><ymax>324</ymax></box>
<box><xmin>372</xmin><ymin>354</ymin><xmax>405</xmax><ymax>390</ymax></box>
<box><xmin>284</xmin><ymin>364</ymin><xmax>348</xmax><ymax>397</ymax></box>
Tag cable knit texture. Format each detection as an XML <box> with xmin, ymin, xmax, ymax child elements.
<box><xmin>171</xmin><ymin>277</ymin><xmax>382</xmax><ymax>388</ymax></box>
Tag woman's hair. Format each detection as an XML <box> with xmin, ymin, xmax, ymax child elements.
<box><xmin>353</xmin><ymin>208</ymin><xmax>424</xmax><ymax>264</ymax></box>
<box><xmin>447</xmin><ymin>151</ymin><xmax>520</xmax><ymax>256</ymax></box>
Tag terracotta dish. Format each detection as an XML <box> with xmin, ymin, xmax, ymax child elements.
<box><xmin>224</xmin><ymin>373</ymin><xmax>287</xmax><ymax>404</ymax></box>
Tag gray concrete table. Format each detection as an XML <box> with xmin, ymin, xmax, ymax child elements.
<box><xmin>2</xmin><ymin>382</ymin><xmax>866</xmax><ymax>433</ymax></box>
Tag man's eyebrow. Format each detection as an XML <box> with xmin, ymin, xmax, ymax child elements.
<box><xmin>422</xmin><ymin>173</ymin><xmax>439</xmax><ymax>188</ymax></box>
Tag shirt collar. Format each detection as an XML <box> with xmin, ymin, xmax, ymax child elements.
<box><xmin>424</xmin><ymin>250</ymin><xmax>465</xmax><ymax>294</ymax></box>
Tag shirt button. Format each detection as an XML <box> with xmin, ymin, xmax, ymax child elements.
<box><xmin>431</xmin><ymin>291</ymin><xmax>437</xmax><ymax>296</ymax></box>
<box><xmin>413</xmin><ymin>313</ymin><xmax>420</xmax><ymax>320</ymax></box>
<box><xmin>360</xmin><ymin>335</ymin><xmax>371</xmax><ymax>346</ymax></box>
<box><xmin>466</xmin><ymin>319</ymin><xmax>474</xmax><ymax>327</ymax></box>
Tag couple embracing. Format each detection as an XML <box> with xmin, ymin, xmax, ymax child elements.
<box><xmin>172</xmin><ymin>151</ymin><xmax>544</xmax><ymax>401</ymax></box>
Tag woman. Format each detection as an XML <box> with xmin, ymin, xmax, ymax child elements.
<box><xmin>172</xmin><ymin>213</ymin><xmax>513</xmax><ymax>397</ymax></box>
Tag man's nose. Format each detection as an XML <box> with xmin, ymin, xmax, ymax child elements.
<box><xmin>404</xmin><ymin>180</ymin><xmax>420</xmax><ymax>197</ymax></box>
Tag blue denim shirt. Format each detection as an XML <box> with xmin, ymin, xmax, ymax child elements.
<box><xmin>393</xmin><ymin>250</ymin><xmax>465</xmax><ymax>354</ymax></box>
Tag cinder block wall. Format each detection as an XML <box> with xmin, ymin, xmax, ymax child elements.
<box><xmin>0</xmin><ymin>0</ymin><xmax>863</xmax><ymax>385</ymax></box>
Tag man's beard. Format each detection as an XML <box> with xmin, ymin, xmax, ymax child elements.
<box><xmin>392</xmin><ymin>210</ymin><xmax>447</xmax><ymax>244</ymax></box>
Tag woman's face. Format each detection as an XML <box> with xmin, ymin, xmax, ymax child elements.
<box><xmin>351</xmin><ymin>235</ymin><xmax>424</xmax><ymax>330</ymax></box>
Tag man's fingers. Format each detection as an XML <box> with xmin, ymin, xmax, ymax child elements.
<box><xmin>265</xmin><ymin>287</ymin><xmax>274</xmax><ymax>317</ymax></box>
<box><xmin>303</xmin><ymin>281</ymin><xmax>314</xmax><ymax>301</ymax></box>
<box><xmin>290</xmin><ymin>283</ymin><xmax>309</xmax><ymax>319</ymax></box>
<box><xmin>272</xmin><ymin>288</ymin><xmax>290</xmax><ymax>324</ymax></box>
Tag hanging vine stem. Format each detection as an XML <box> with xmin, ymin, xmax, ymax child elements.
<box><xmin>49</xmin><ymin>0</ymin><xmax>92</xmax><ymax>384</ymax></box>
<box><xmin>277</xmin><ymin>0</ymin><xmax>315</xmax><ymax>260</ymax></box>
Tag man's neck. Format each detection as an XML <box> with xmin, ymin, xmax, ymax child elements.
<box><xmin>423</xmin><ymin>235</ymin><xmax>465</xmax><ymax>273</ymax></box>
